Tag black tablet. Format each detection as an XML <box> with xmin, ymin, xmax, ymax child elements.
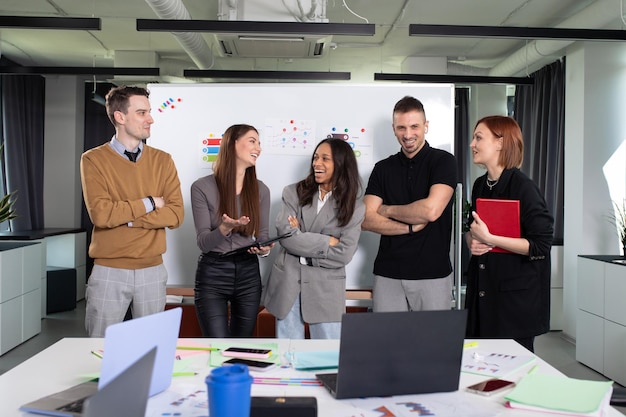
<box><xmin>220</xmin><ymin>231</ymin><xmax>294</xmax><ymax>258</ymax></box>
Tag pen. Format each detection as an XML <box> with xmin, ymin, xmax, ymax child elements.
<box><xmin>463</xmin><ymin>341</ymin><xmax>479</xmax><ymax>349</ymax></box>
<box><xmin>91</xmin><ymin>350</ymin><xmax>103</xmax><ymax>359</ymax></box>
<box><xmin>176</xmin><ymin>346</ymin><xmax>220</xmax><ymax>351</ymax></box>
<box><xmin>253</xmin><ymin>377</ymin><xmax>319</xmax><ymax>382</ymax></box>
<box><xmin>172</xmin><ymin>371</ymin><xmax>198</xmax><ymax>377</ymax></box>
<box><xmin>527</xmin><ymin>364</ymin><xmax>539</xmax><ymax>375</ymax></box>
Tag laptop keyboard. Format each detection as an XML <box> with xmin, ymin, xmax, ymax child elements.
<box><xmin>57</xmin><ymin>397</ymin><xmax>86</xmax><ymax>413</ymax></box>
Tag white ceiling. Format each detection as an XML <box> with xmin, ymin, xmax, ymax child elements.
<box><xmin>0</xmin><ymin>0</ymin><xmax>623</xmax><ymax>83</ymax></box>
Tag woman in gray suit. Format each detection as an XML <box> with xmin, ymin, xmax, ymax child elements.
<box><xmin>263</xmin><ymin>138</ymin><xmax>365</xmax><ymax>339</ymax></box>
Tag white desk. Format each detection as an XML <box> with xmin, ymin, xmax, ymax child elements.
<box><xmin>0</xmin><ymin>338</ymin><xmax>620</xmax><ymax>417</ymax></box>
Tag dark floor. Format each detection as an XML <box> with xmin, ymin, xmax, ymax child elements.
<box><xmin>1</xmin><ymin>301</ymin><xmax>625</xmax><ymax>415</ymax></box>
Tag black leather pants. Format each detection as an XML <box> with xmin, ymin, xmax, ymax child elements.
<box><xmin>194</xmin><ymin>252</ymin><xmax>261</xmax><ymax>338</ymax></box>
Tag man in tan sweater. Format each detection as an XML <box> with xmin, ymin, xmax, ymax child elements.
<box><xmin>80</xmin><ymin>85</ymin><xmax>184</xmax><ymax>337</ymax></box>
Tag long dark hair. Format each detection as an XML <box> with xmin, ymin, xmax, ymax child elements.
<box><xmin>213</xmin><ymin>124</ymin><xmax>260</xmax><ymax>237</ymax></box>
<box><xmin>296</xmin><ymin>138</ymin><xmax>361</xmax><ymax>227</ymax></box>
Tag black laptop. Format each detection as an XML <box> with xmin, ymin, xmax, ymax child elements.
<box><xmin>316</xmin><ymin>309</ymin><xmax>468</xmax><ymax>399</ymax></box>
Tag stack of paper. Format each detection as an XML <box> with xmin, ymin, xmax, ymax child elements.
<box><xmin>505</xmin><ymin>373</ymin><xmax>613</xmax><ymax>416</ymax></box>
<box><xmin>165</xmin><ymin>294</ymin><xmax>184</xmax><ymax>304</ymax></box>
<box><xmin>461</xmin><ymin>350</ymin><xmax>535</xmax><ymax>378</ymax></box>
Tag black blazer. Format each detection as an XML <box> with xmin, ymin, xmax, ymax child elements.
<box><xmin>465</xmin><ymin>168</ymin><xmax>554</xmax><ymax>339</ymax></box>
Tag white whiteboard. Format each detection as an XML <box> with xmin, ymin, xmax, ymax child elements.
<box><xmin>148</xmin><ymin>83</ymin><xmax>454</xmax><ymax>289</ymax></box>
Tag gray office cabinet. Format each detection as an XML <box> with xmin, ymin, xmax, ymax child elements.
<box><xmin>576</xmin><ymin>256</ymin><xmax>626</xmax><ymax>386</ymax></box>
<box><xmin>0</xmin><ymin>242</ymin><xmax>43</xmax><ymax>355</ymax></box>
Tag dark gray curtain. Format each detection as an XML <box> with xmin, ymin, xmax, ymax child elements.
<box><xmin>514</xmin><ymin>59</ymin><xmax>565</xmax><ymax>244</ymax></box>
<box><xmin>0</xmin><ymin>75</ymin><xmax>45</xmax><ymax>231</ymax></box>
<box><xmin>82</xmin><ymin>82</ymin><xmax>116</xmax><ymax>277</ymax></box>
<box><xmin>0</xmin><ymin>78</ymin><xmax>6</xmax><ymax>231</ymax></box>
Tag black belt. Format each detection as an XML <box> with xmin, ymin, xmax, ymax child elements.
<box><xmin>203</xmin><ymin>251</ymin><xmax>256</xmax><ymax>261</ymax></box>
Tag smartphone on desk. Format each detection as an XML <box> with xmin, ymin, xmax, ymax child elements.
<box><xmin>222</xmin><ymin>347</ymin><xmax>272</xmax><ymax>359</ymax></box>
<box><xmin>223</xmin><ymin>357</ymin><xmax>277</xmax><ymax>372</ymax></box>
<box><xmin>466</xmin><ymin>379</ymin><xmax>515</xmax><ymax>396</ymax></box>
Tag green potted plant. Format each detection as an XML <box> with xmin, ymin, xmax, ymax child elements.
<box><xmin>608</xmin><ymin>199</ymin><xmax>626</xmax><ymax>257</ymax></box>
<box><xmin>0</xmin><ymin>192</ymin><xmax>17</xmax><ymax>224</ymax></box>
<box><xmin>0</xmin><ymin>143</ymin><xmax>17</xmax><ymax>224</ymax></box>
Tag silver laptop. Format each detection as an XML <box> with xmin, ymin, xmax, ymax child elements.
<box><xmin>316</xmin><ymin>309</ymin><xmax>468</xmax><ymax>399</ymax></box>
<box><xmin>20</xmin><ymin>307</ymin><xmax>182</xmax><ymax>416</ymax></box>
<box><xmin>99</xmin><ymin>307</ymin><xmax>182</xmax><ymax>396</ymax></box>
<box><xmin>20</xmin><ymin>347</ymin><xmax>156</xmax><ymax>417</ymax></box>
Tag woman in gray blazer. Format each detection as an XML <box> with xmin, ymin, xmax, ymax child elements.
<box><xmin>263</xmin><ymin>138</ymin><xmax>365</xmax><ymax>339</ymax></box>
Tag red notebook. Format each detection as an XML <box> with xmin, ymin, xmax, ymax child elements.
<box><xmin>475</xmin><ymin>198</ymin><xmax>521</xmax><ymax>254</ymax></box>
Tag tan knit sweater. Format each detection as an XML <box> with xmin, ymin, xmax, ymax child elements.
<box><xmin>80</xmin><ymin>143</ymin><xmax>184</xmax><ymax>269</ymax></box>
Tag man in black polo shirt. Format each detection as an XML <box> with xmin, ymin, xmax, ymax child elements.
<box><xmin>362</xmin><ymin>96</ymin><xmax>457</xmax><ymax>312</ymax></box>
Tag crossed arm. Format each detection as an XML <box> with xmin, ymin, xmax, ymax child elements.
<box><xmin>81</xmin><ymin>155</ymin><xmax>184</xmax><ymax>230</ymax></box>
<box><xmin>362</xmin><ymin>183</ymin><xmax>454</xmax><ymax>236</ymax></box>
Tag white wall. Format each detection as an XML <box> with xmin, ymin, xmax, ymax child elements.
<box><xmin>467</xmin><ymin>84</ymin><xmax>508</xmax><ymax>186</ymax></box>
<box><xmin>563</xmin><ymin>45</ymin><xmax>586</xmax><ymax>339</ymax></box>
<box><xmin>43</xmin><ymin>76</ymin><xmax>84</xmax><ymax>228</ymax></box>
<box><xmin>563</xmin><ymin>41</ymin><xmax>626</xmax><ymax>339</ymax></box>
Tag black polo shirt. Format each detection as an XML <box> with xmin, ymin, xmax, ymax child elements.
<box><xmin>365</xmin><ymin>141</ymin><xmax>457</xmax><ymax>279</ymax></box>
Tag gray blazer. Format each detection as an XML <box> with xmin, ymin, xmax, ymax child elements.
<box><xmin>262</xmin><ymin>183</ymin><xmax>365</xmax><ymax>323</ymax></box>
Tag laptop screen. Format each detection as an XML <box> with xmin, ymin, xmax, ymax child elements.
<box><xmin>331</xmin><ymin>309</ymin><xmax>468</xmax><ymax>399</ymax></box>
<box><xmin>100</xmin><ymin>307</ymin><xmax>182</xmax><ymax>396</ymax></box>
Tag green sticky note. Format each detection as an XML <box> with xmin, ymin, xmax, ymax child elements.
<box><xmin>173</xmin><ymin>358</ymin><xmax>195</xmax><ymax>375</ymax></box>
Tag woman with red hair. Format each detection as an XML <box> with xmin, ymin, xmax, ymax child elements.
<box><xmin>465</xmin><ymin>116</ymin><xmax>554</xmax><ymax>352</ymax></box>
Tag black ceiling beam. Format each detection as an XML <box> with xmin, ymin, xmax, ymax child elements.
<box><xmin>0</xmin><ymin>66</ymin><xmax>160</xmax><ymax>76</ymax></box>
<box><xmin>0</xmin><ymin>16</ymin><xmax>101</xmax><ymax>30</ymax></box>
<box><xmin>374</xmin><ymin>73</ymin><xmax>534</xmax><ymax>85</ymax></box>
<box><xmin>184</xmin><ymin>69</ymin><xmax>350</xmax><ymax>81</ymax></box>
<box><xmin>409</xmin><ymin>24</ymin><xmax>626</xmax><ymax>41</ymax></box>
<box><xmin>137</xmin><ymin>19</ymin><xmax>374</xmax><ymax>36</ymax></box>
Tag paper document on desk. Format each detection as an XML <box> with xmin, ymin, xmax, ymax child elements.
<box><xmin>505</xmin><ymin>373</ymin><xmax>613</xmax><ymax>416</ymax></box>
<box><xmin>349</xmin><ymin>391</ymin><xmax>503</xmax><ymax>417</ymax></box>
<box><xmin>461</xmin><ymin>350</ymin><xmax>535</xmax><ymax>377</ymax></box>
<box><xmin>292</xmin><ymin>350</ymin><xmax>339</xmax><ymax>370</ymax></box>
